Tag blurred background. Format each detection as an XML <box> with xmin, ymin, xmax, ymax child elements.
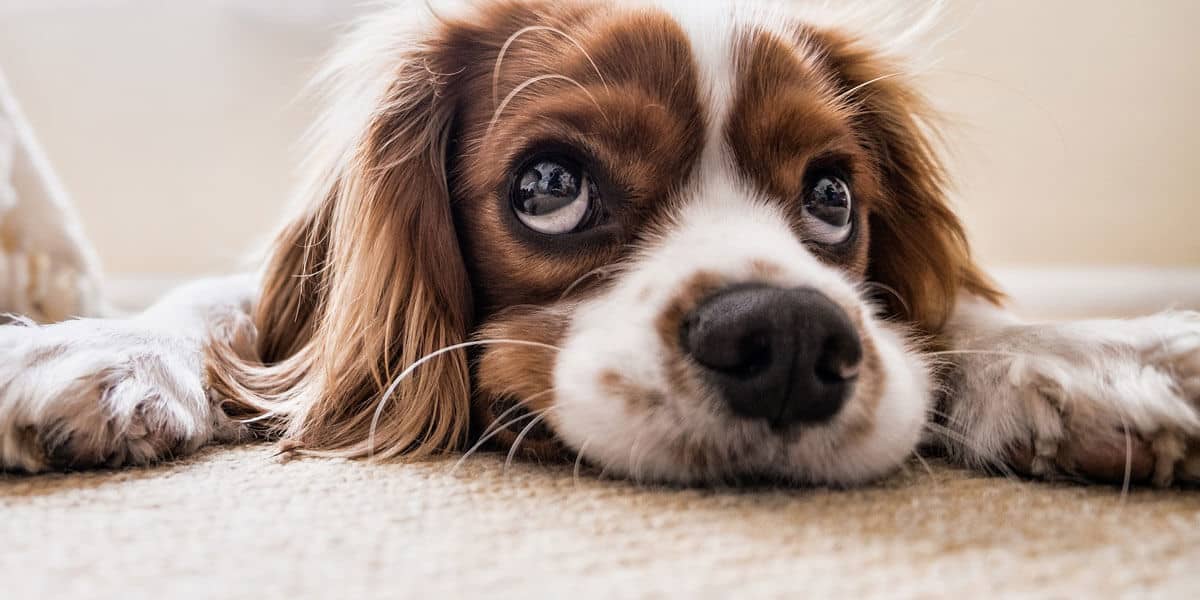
<box><xmin>0</xmin><ymin>0</ymin><xmax>1197</xmax><ymax>280</ymax></box>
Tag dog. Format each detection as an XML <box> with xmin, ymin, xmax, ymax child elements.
<box><xmin>2</xmin><ymin>0</ymin><xmax>1198</xmax><ymax>487</ymax></box>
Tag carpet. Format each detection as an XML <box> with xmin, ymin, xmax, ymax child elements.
<box><xmin>6</xmin><ymin>274</ymin><xmax>1200</xmax><ymax>599</ymax></box>
<box><xmin>3</xmin><ymin>444</ymin><xmax>1199</xmax><ymax>599</ymax></box>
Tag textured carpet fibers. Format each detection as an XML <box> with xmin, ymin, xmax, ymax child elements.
<box><xmin>3</xmin><ymin>444</ymin><xmax>1198</xmax><ymax>598</ymax></box>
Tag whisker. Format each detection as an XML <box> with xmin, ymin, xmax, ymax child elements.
<box><xmin>504</xmin><ymin>409</ymin><xmax>553</xmax><ymax>472</ymax></box>
<box><xmin>235</xmin><ymin>410</ymin><xmax>281</xmax><ymax>425</ymax></box>
<box><xmin>833</xmin><ymin>72</ymin><xmax>907</xmax><ymax>106</ymax></box>
<box><xmin>561</xmin><ymin>265</ymin><xmax>617</xmax><ymax>299</ymax></box>
<box><xmin>628</xmin><ymin>434</ymin><xmax>643</xmax><ymax>487</ymax></box>
<box><xmin>368</xmin><ymin>339</ymin><xmax>561</xmax><ymax>461</ymax></box>
<box><xmin>487</xmin><ymin>74</ymin><xmax>607</xmax><ymax>140</ymax></box>
<box><xmin>452</xmin><ymin>412</ymin><xmax>539</xmax><ymax>475</ymax></box>
<box><xmin>858</xmin><ymin>281</ymin><xmax>910</xmax><ymax>316</ymax></box>
<box><xmin>922</xmin><ymin>421</ymin><xmax>1020</xmax><ymax>480</ymax></box>
<box><xmin>493</xmin><ymin>25</ymin><xmax>610</xmax><ymax>110</ymax></box>
<box><xmin>626</xmin><ymin>425</ymin><xmax>652</xmax><ymax>488</ymax></box>
<box><xmin>1115</xmin><ymin>404</ymin><xmax>1134</xmax><ymax>503</ymax></box>
<box><xmin>449</xmin><ymin>388</ymin><xmax>556</xmax><ymax>476</ymax></box>
<box><xmin>911</xmin><ymin>451</ymin><xmax>940</xmax><ymax>490</ymax></box>
<box><xmin>925</xmin><ymin>349</ymin><xmax>1036</xmax><ymax>360</ymax></box>
<box><xmin>573</xmin><ymin>438</ymin><xmax>593</xmax><ymax>487</ymax></box>
<box><xmin>479</xmin><ymin>389</ymin><xmax>556</xmax><ymax>445</ymax></box>
<box><xmin>925</xmin><ymin>406</ymin><xmax>968</xmax><ymax>430</ymax></box>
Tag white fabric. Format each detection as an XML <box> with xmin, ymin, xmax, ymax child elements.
<box><xmin>0</xmin><ymin>69</ymin><xmax>103</xmax><ymax>321</ymax></box>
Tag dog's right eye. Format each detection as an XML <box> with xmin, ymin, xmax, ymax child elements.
<box><xmin>511</xmin><ymin>157</ymin><xmax>598</xmax><ymax>235</ymax></box>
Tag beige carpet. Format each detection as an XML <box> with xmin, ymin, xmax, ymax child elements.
<box><xmin>3</xmin><ymin>444</ymin><xmax>1199</xmax><ymax>599</ymax></box>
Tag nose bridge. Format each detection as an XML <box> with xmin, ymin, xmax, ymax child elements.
<box><xmin>653</xmin><ymin>172</ymin><xmax>812</xmax><ymax>268</ymax></box>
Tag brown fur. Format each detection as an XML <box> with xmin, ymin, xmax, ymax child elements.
<box><xmin>208</xmin><ymin>25</ymin><xmax>476</xmax><ymax>459</ymax></box>
<box><xmin>206</xmin><ymin>0</ymin><xmax>1002</xmax><ymax>463</ymax></box>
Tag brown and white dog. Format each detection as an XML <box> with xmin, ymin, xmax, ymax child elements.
<box><xmin>3</xmin><ymin>0</ymin><xmax>1199</xmax><ymax>486</ymax></box>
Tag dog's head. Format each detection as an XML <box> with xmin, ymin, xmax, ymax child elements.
<box><xmin>213</xmin><ymin>0</ymin><xmax>1000</xmax><ymax>485</ymax></box>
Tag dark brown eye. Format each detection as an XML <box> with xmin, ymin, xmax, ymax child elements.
<box><xmin>803</xmin><ymin>176</ymin><xmax>853</xmax><ymax>244</ymax></box>
<box><xmin>511</xmin><ymin>157</ymin><xmax>599</xmax><ymax>234</ymax></box>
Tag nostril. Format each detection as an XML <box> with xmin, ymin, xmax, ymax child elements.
<box><xmin>813</xmin><ymin>333</ymin><xmax>863</xmax><ymax>385</ymax></box>
<box><xmin>815</xmin><ymin>360</ymin><xmax>860</xmax><ymax>384</ymax></box>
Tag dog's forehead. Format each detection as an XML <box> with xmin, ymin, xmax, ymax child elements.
<box><xmin>471</xmin><ymin>0</ymin><xmax>839</xmax><ymax>182</ymax></box>
<box><xmin>646</xmin><ymin>1</ymin><xmax>857</xmax><ymax>202</ymax></box>
<box><xmin>647</xmin><ymin>0</ymin><xmax>788</xmax><ymax>134</ymax></box>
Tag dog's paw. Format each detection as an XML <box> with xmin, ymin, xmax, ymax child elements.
<box><xmin>0</xmin><ymin>319</ymin><xmax>245</xmax><ymax>473</ymax></box>
<box><xmin>945</xmin><ymin>311</ymin><xmax>1200</xmax><ymax>486</ymax></box>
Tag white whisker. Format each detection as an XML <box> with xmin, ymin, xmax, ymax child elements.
<box><xmin>911</xmin><ymin>451</ymin><xmax>940</xmax><ymax>490</ymax></box>
<box><xmin>858</xmin><ymin>281</ymin><xmax>910</xmax><ymax>316</ymax></box>
<box><xmin>573</xmin><ymin>438</ymin><xmax>593</xmax><ymax>486</ymax></box>
<box><xmin>925</xmin><ymin>349</ymin><xmax>1035</xmax><ymax>360</ymax></box>
<box><xmin>487</xmin><ymin>74</ymin><xmax>606</xmax><ymax>140</ymax></box>
<box><xmin>504</xmin><ymin>409</ymin><xmax>553</xmax><ymax>472</ymax></box>
<box><xmin>560</xmin><ymin>265</ymin><xmax>617</xmax><ymax>299</ymax></box>
<box><xmin>1115</xmin><ymin>404</ymin><xmax>1134</xmax><ymax>503</ymax></box>
<box><xmin>493</xmin><ymin>25</ymin><xmax>610</xmax><ymax>109</ymax></box>
<box><xmin>235</xmin><ymin>410</ymin><xmax>281</xmax><ymax>425</ymax></box>
<box><xmin>368</xmin><ymin>339</ymin><xmax>560</xmax><ymax>461</ymax></box>
<box><xmin>449</xmin><ymin>388</ymin><xmax>556</xmax><ymax>476</ymax></box>
<box><xmin>833</xmin><ymin>72</ymin><xmax>907</xmax><ymax>105</ymax></box>
<box><xmin>923</xmin><ymin>421</ymin><xmax>1019</xmax><ymax>480</ymax></box>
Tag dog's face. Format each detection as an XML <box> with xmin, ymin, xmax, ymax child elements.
<box><xmin>224</xmin><ymin>0</ymin><xmax>998</xmax><ymax>486</ymax></box>
<box><xmin>456</xmin><ymin>2</ymin><xmax>935</xmax><ymax>485</ymax></box>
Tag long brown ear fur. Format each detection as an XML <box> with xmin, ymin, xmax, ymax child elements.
<box><xmin>208</xmin><ymin>17</ymin><xmax>474</xmax><ymax>460</ymax></box>
<box><xmin>812</xmin><ymin>30</ymin><xmax>1003</xmax><ymax>335</ymax></box>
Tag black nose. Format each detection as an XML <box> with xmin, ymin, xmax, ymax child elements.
<box><xmin>681</xmin><ymin>285</ymin><xmax>863</xmax><ymax>426</ymax></box>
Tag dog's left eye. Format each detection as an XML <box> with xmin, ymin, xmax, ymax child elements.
<box><xmin>802</xmin><ymin>175</ymin><xmax>853</xmax><ymax>245</ymax></box>
<box><xmin>512</xmin><ymin>158</ymin><xmax>598</xmax><ymax>235</ymax></box>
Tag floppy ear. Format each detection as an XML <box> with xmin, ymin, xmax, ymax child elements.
<box><xmin>813</xmin><ymin>31</ymin><xmax>1003</xmax><ymax>335</ymax></box>
<box><xmin>209</xmin><ymin>21</ymin><xmax>474</xmax><ymax>459</ymax></box>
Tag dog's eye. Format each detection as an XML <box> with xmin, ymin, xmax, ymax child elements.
<box><xmin>803</xmin><ymin>175</ymin><xmax>853</xmax><ymax>244</ymax></box>
<box><xmin>512</xmin><ymin>158</ymin><xmax>598</xmax><ymax>235</ymax></box>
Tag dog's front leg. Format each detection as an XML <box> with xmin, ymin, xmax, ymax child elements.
<box><xmin>0</xmin><ymin>274</ymin><xmax>258</xmax><ymax>472</ymax></box>
<box><xmin>936</xmin><ymin>295</ymin><xmax>1200</xmax><ymax>486</ymax></box>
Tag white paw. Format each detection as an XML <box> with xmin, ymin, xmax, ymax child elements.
<box><xmin>946</xmin><ymin>311</ymin><xmax>1200</xmax><ymax>486</ymax></box>
<box><xmin>0</xmin><ymin>319</ymin><xmax>245</xmax><ymax>473</ymax></box>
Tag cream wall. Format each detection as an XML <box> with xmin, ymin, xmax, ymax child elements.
<box><xmin>0</xmin><ymin>0</ymin><xmax>1196</xmax><ymax>276</ymax></box>
<box><xmin>929</xmin><ymin>0</ymin><xmax>1200</xmax><ymax>268</ymax></box>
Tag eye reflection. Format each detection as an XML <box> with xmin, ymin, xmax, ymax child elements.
<box><xmin>511</xmin><ymin>158</ymin><xmax>598</xmax><ymax>234</ymax></box>
<box><xmin>803</xmin><ymin>175</ymin><xmax>853</xmax><ymax>245</ymax></box>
